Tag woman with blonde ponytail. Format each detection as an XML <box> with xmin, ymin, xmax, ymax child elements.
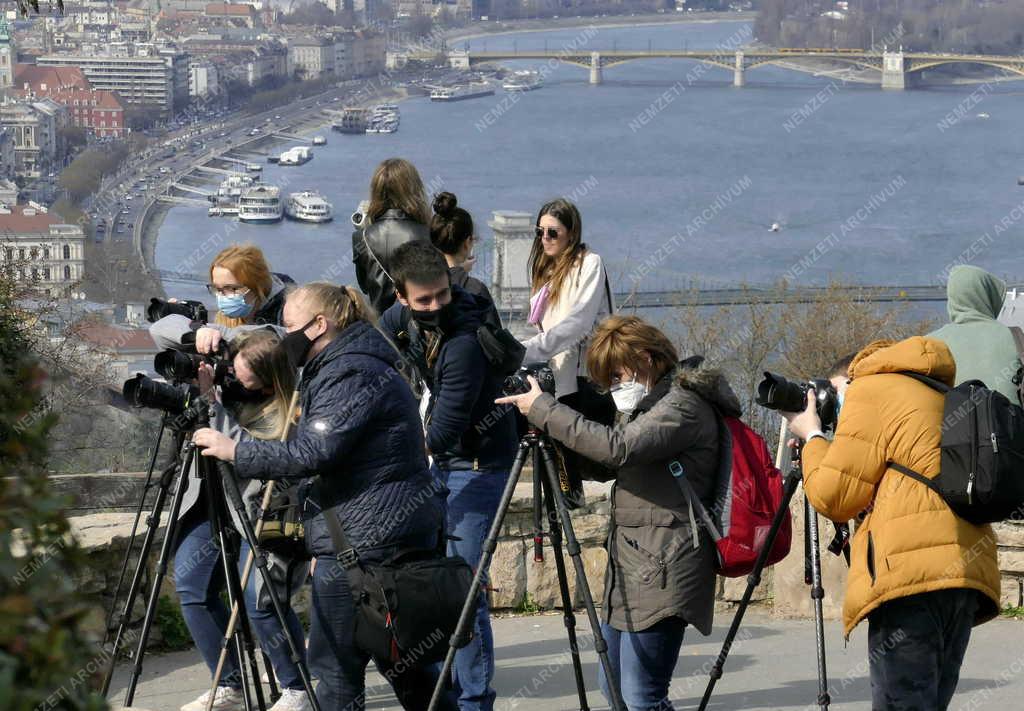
<box><xmin>194</xmin><ymin>283</ymin><xmax>453</xmax><ymax>711</ymax></box>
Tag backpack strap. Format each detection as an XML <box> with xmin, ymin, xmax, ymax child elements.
<box><xmin>895</xmin><ymin>370</ymin><xmax>951</xmax><ymax>393</ymax></box>
<box><xmin>888</xmin><ymin>461</ymin><xmax>945</xmax><ymax>499</ymax></box>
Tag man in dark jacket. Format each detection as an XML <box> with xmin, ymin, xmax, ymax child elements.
<box><xmin>353</xmin><ymin>208</ymin><xmax>429</xmax><ymax>315</ymax></box>
<box><xmin>380</xmin><ymin>241</ymin><xmax>517</xmax><ymax>711</ymax></box>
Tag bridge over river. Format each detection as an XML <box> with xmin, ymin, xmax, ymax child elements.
<box><xmin>417</xmin><ymin>47</ymin><xmax>1024</xmax><ymax>89</ymax></box>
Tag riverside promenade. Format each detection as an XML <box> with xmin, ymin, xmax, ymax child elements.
<box><xmin>109</xmin><ymin>610</ymin><xmax>1024</xmax><ymax>710</ymax></box>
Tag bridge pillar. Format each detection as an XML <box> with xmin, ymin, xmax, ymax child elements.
<box><xmin>734</xmin><ymin>50</ymin><xmax>745</xmax><ymax>88</ymax></box>
<box><xmin>882</xmin><ymin>50</ymin><xmax>906</xmax><ymax>90</ymax></box>
<box><xmin>448</xmin><ymin>50</ymin><xmax>470</xmax><ymax>70</ymax></box>
<box><xmin>589</xmin><ymin>52</ymin><xmax>602</xmax><ymax>85</ymax></box>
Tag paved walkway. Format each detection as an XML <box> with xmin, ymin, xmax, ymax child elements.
<box><xmin>109</xmin><ymin>611</ymin><xmax>1024</xmax><ymax>710</ymax></box>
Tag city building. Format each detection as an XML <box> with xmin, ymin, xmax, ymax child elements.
<box><xmin>288</xmin><ymin>36</ymin><xmax>335</xmax><ymax>80</ymax></box>
<box><xmin>0</xmin><ymin>98</ymin><xmax>66</xmax><ymax>178</ymax></box>
<box><xmin>0</xmin><ymin>205</ymin><xmax>86</xmax><ymax>295</ymax></box>
<box><xmin>204</xmin><ymin>3</ymin><xmax>258</xmax><ymax>28</ymax></box>
<box><xmin>0</xmin><ymin>16</ymin><xmax>15</xmax><ymax>89</ymax></box>
<box><xmin>0</xmin><ymin>177</ymin><xmax>16</xmax><ymax>205</ymax></box>
<box><xmin>188</xmin><ymin>58</ymin><xmax>220</xmax><ymax>97</ymax></box>
<box><xmin>333</xmin><ymin>30</ymin><xmax>385</xmax><ymax>79</ymax></box>
<box><xmin>12</xmin><ymin>64</ymin><xmax>125</xmax><ymax>139</ymax></box>
<box><xmin>37</xmin><ymin>45</ymin><xmax>189</xmax><ymax>117</ymax></box>
<box><xmin>0</xmin><ymin>135</ymin><xmax>15</xmax><ymax>180</ymax></box>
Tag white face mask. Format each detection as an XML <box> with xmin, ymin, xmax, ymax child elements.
<box><xmin>611</xmin><ymin>379</ymin><xmax>648</xmax><ymax>415</ymax></box>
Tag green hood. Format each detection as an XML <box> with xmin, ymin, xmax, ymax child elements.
<box><xmin>946</xmin><ymin>265</ymin><xmax>1006</xmax><ymax>324</ymax></box>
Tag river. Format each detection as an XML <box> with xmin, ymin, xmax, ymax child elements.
<box><xmin>155</xmin><ymin>19</ymin><xmax>1024</xmax><ymax>310</ymax></box>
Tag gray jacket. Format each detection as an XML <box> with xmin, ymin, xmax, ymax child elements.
<box><xmin>528</xmin><ymin>365</ymin><xmax>741</xmax><ymax>634</ymax></box>
<box><xmin>147</xmin><ymin>315</ymin><xmax>305</xmax><ymax>609</ymax></box>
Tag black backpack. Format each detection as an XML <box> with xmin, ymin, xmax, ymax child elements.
<box><xmin>889</xmin><ymin>372</ymin><xmax>1024</xmax><ymax>524</ymax></box>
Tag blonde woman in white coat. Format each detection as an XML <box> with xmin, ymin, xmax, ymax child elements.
<box><xmin>522</xmin><ymin>198</ymin><xmax>613</xmax><ymax>401</ymax></box>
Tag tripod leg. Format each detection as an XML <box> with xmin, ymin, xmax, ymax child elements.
<box><xmin>805</xmin><ymin>496</ymin><xmax>831</xmax><ymax>710</ymax></box>
<box><xmin>216</xmin><ymin>461</ymin><xmax>321</xmax><ymax>711</ymax></box>
<box><xmin>539</xmin><ymin>461</ymin><xmax>590</xmax><ymax>711</ymax></box>
<box><xmin>123</xmin><ymin>440</ymin><xmax>194</xmax><ymax>707</ymax></box>
<box><xmin>427</xmin><ymin>439</ymin><xmax>530</xmax><ymax>711</ymax></box>
<box><xmin>533</xmin><ymin>447</ymin><xmax>544</xmax><ymax>562</ymax></box>
<box><xmin>103</xmin><ymin>420</ymin><xmax>168</xmax><ymax>650</ymax></box>
<box><xmin>536</xmin><ymin>438</ymin><xmax>625</xmax><ymax>711</ymax></box>
<box><xmin>101</xmin><ymin>439</ymin><xmax>181</xmax><ymax>696</ymax></box>
<box><xmin>203</xmin><ymin>458</ymin><xmax>267</xmax><ymax>711</ymax></box>
<box><xmin>698</xmin><ymin>468</ymin><xmax>802</xmax><ymax>711</ymax></box>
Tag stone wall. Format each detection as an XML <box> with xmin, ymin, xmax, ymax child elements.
<box><xmin>62</xmin><ymin>470</ymin><xmax>1024</xmax><ymax>652</ymax></box>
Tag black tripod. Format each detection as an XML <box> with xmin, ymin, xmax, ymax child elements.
<box><xmin>427</xmin><ymin>427</ymin><xmax>626</xmax><ymax>711</ymax></box>
<box><xmin>99</xmin><ymin>402</ymin><xmax>317</xmax><ymax>711</ymax></box>
<box><xmin>698</xmin><ymin>441</ymin><xmax>842</xmax><ymax>711</ymax></box>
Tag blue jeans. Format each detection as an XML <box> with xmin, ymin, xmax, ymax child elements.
<box><xmin>173</xmin><ymin>510</ymin><xmax>306</xmax><ymax>690</ymax></box>
<box><xmin>435</xmin><ymin>466</ymin><xmax>509</xmax><ymax>711</ymax></box>
<box><xmin>173</xmin><ymin>512</ymin><xmax>242</xmax><ymax>688</ymax></box>
<box><xmin>238</xmin><ymin>541</ymin><xmax>308</xmax><ymax>690</ymax></box>
<box><xmin>309</xmin><ymin>555</ymin><xmax>457</xmax><ymax>711</ymax></box>
<box><xmin>598</xmin><ymin>618</ymin><xmax>686</xmax><ymax>711</ymax></box>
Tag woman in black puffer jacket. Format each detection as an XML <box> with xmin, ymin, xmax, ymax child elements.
<box><xmin>194</xmin><ymin>282</ymin><xmax>452</xmax><ymax>711</ymax></box>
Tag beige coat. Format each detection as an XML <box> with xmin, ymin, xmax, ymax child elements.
<box><xmin>523</xmin><ymin>252</ymin><xmax>612</xmax><ymax>398</ymax></box>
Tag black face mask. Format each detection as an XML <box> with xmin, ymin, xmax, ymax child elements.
<box><xmin>410</xmin><ymin>301</ymin><xmax>454</xmax><ymax>333</ymax></box>
<box><xmin>281</xmin><ymin>316</ymin><xmax>321</xmax><ymax>369</ymax></box>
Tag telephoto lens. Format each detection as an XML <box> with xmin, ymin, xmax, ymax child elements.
<box><xmin>154</xmin><ymin>349</ymin><xmax>231</xmax><ymax>383</ymax></box>
<box><xmin>122</xmin><ymin>373</ymin><xmax>197</xmax><ymax>414</ymax></box>
<box><xmin>146</xmin><ymin>298</ymin><xmax>209</xmax><ymax>324</ymax></box>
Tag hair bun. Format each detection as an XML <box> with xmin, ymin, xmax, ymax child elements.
<box><xmin>433</xmin><ymin>191</ymin><xmax>458</xmax><ymax>219</ymax></box>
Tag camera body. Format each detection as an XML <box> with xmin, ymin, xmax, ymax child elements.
<box><xmin>756</xmin><ymin>372</ymin><xmax>839</xmax><ymax>432</ymax></box>
<box><xmin>154</xmin><ymin>348</ymin><xmax>230</xmax><ymax>384</ymax></box>
<box><xmin>147</xmin><ymin>297</ymin><xmax>208</xmax><ymax>324</ymax></box>
<box><xmin>503</xmin><ymin>362</ymin><xmax>557</xmax><ymax>397</ymax></box>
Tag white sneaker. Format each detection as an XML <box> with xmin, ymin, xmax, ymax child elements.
<box><xmin>180</xmin><ymin>686</ymin><xmax>244</xmax><ymax>711</ymax></box>
<box><xmin>268</xmin><ymin>688</ymin><xmax>312</xmax><ymax>711</ymax></box>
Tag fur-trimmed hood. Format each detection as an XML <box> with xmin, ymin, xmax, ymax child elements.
<box><xmin>673</xmin><ymin>363</ymin><xmax>743</xmax><ymax>418</ymax></box>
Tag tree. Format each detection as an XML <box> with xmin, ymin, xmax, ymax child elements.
<box><xmin>0</xmin><ymin>269</ymin><xmax>107</xmax><ymax>711</ymax></box>
<box><xmin>279</xmin><ymin>1</ymin><xmax>339</xmax><ymax>26</ymax></box>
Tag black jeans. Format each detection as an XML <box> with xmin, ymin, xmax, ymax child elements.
<box><xmin>867</xmin><ymin>588</ymin><xmax>979</xmax><ymax>711</ymax></box>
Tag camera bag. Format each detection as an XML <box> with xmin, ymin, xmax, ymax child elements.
<box><xmin>889</xmin><ymin>371</ymin><xmax>1024</xmax><ymax>524</ymax></box>
<box><xmin>322</xmin><ymin>511</ymin><xmax>473</xmax><ymax>665</ymax></box>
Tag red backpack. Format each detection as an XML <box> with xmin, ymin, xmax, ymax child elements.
<box><xmin>672</xmin><ymin>416</ymin><xmax>791</xmax><ymax>578</ymax></box>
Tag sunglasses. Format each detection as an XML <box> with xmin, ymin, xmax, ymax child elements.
<box><xmin>535</xmin><ymin>227</ymin><xmax>562</xmax><ymax>241</ymax></box>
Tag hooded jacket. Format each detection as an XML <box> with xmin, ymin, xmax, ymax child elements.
<box><xmin>929</xmin><ymin>265</ymin><xmax>1020</xmax><ymax>404</ymax></box>
<box><xmin>380</xmin><ymin>285</ymin><xmax>517</xmax><ymax>472</ymax></box>
<box><xmin>528</xmin><ymin>363</ymin><xmax>742</xmax><ymax>634</ymax></box>
<box><xmin>233</xmin><ymin>319</ymin><xmax>442</xmax><ymax>559</ymax></box>
<box><xmin>250</xmin><ymin>272</ymin><xmax>294</xmax><ymax>326</ymax></box>
<box><xmin>801</xmin><ymin>336</ymin><xmax>1000</xmax><ymax>637</ymax></box>
<box><xmin>352</xmin><ymin>209</ymin><xmax>430</xmax><ymax>315</ymax></box>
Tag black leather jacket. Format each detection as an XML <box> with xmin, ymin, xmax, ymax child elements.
<box><xmin>352</xmin><ymin>208</ymin><xmax>429</xmax><ymax>315</ymax></box>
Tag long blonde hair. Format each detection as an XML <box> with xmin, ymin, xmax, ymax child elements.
<box><xmin>290</xmin><ymin>282</ymin><xmax>373</xmax><ymax>333</ymax></box>
<box><xmin>529</xmin><ymin>198</ymin><xmax>586</xmax><ymax>308</ymax></box>
<box><xmin>231</xmin><ymin>330</ymin><xmax>296</xmax><ymax>440</ymax></box>
<box><xmin>210</xmin><ymin>244</ymin><xmax>273</xmax><ymax>329</ymax></box>
<box><xmin>366</xmin><ymin>158</ymin><xmax>430</xmax><ymax>226</ymax></box>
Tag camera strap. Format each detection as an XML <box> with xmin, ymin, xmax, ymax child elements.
<box><xmin>361</xmin><ymin>229</ymin><xmax>395</xmax><ymax>287</ymax></box>
<box><xmin>323</xmin><ymin>509</ymin><xmax>361</xmax><ymax>570</ymax></box>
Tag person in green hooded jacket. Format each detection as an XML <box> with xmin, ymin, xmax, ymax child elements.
<box><xmin>929</xmin><ymin>265</ymin><xmax>1021</xmax><ymax>404</ymax></box>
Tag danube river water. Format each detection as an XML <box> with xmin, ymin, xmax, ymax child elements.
<box><xmin>155</xmin><ymin>19</ymin><xmax>1024</xmax><ymax>308</ymax></box>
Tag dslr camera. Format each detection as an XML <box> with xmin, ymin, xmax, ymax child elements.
<box><xmin>756</xmin><ymin>372</ymin><xmax>839</xmax><ymax>432</ymax></box>
<box><xmin>503</xmin><ymin>362</ymin><xmax>557</xmax><ymax>397</ymax></box>
<box><xmin>147</xmin><ymin>297</ymin><xmax>208</xmax><ymax>324</ymax></box>
<box><xmin>351</xmin><ymin>199</ymin><xmax>370</xmax><ymax>228</ymax></box>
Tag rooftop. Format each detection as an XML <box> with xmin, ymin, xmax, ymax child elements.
<box><xmin>0</xmin><ymin>206</ymin><xmax>66</xmax><ymax>235</ymax></box>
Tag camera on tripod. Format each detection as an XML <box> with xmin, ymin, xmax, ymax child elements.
<box><xmin>503</xmin><ymin>362</ymin><xmax>557</xmax><ymax>397</ymax></box>
<box><xmin>121</xmin><ymin>342</ymin><xmax>234</xmax><ymax>425</ymax></box>
<box><xmin>756</xmin><ymin>372</ymin><xmax>839</xmax><ymax>432</ymax></box>
<box><xmin>147</xmin><ymin>297</ymin><xmax>209</xmax><ymax>324</ymax></box>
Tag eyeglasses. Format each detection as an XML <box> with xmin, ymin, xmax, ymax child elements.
<box><xmin>206</xmin><ymin>283</ymin><xmax>251</xmax><ymax>297</ymax></box>
<box><xmin>535</xmin><ymin>227</ymin><xmax>562</xmax><ymax>241</ymax></box>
